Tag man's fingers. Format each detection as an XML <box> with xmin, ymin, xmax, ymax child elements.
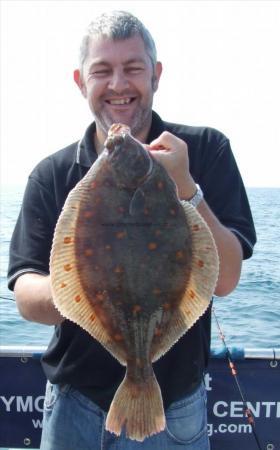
<box><xmin>149</xmin><ymin>131</ymin><xmax>179</xmax><ymax>149</ymax></box>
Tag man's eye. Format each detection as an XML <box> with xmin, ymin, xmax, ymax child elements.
<box><xmin>90</xmin><ymin>70</ymin><xmax>110</xmax><ymax>77</ymax></box>
<box><xmin>126</xmin><ymin>67</ymin><xmax>144</xmax><ymax>74</ymax></box>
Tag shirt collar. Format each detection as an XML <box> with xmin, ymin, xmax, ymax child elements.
<box><xmin>76</xmin><ymin>111</ymin><xmax>165</xmax><ymax>168</ymax></box>
<box><xmin>75</xmin><ymin>122</ymin><xmax>98</xmax><ymax>167</ymax></box>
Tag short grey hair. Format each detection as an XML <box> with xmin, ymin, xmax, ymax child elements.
<box><xmin>79</xmin><ymin>11</ymin><xmax>157</xmax><ymax>71</ymax></box>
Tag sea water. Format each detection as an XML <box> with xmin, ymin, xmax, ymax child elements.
<box><xmin>0</xmin><ymin>185</ymin><xmax>280</xmax><ymax>349</ymax></box>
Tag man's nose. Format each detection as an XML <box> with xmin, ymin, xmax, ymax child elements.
<box><xmin>108</xmin><ymin>69</ymin><xmax>129</xmax><ymax>92</ymax></box>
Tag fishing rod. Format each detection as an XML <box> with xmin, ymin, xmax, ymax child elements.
<box><xmin>212</xmin><ymin>306</ymin><xmax>263</xmax><ymax>450</ymax></box>
<box><xmin>0</xmin><ymin>295</ymin><xmax>14</xmax><ymax>301</ymax></box>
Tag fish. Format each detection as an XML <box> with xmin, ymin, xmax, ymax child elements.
<box><xmin>50</xmin><ymin>123</ymin><xmax>219</xmax><ymax>441</ymax></box>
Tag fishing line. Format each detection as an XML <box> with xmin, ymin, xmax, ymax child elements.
<box><xmin>212</xmin><ymin>306</ymin><xmax>263</xmax><ymax>450</ymax></box>
<box><xmin>0</xmin><ymin>295</ymin><xmax>14</xmax><ymax>301</ymax></box>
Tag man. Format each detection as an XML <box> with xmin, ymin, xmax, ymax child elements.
<box><xmin>8</xmin><ymin>10</ymin><xmax>256</xmax><ymax>450</ymax></box>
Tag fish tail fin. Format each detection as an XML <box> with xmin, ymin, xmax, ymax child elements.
<box><xmin>105</xmin><ymin>371</ymin><xmax>165</xmax><ymax>442</ymax></box>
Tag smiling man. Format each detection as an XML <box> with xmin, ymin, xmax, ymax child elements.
<box><xmin>8</xmin><ymin>10</ymin><xmax>256</xmax><ymax>450</ymax></box>
<box><xmin>74</xmin><ymin>27</ymin><xmax>162</xmax><ymax>150</ymax></box>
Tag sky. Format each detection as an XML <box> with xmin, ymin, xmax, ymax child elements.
<box><xmin>1</xmin><ymin>0</ymin><xmax>280</xmax><ymax>188</ymax></box>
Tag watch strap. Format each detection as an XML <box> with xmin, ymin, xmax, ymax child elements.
<box><xmin>188</xmin><ymin>184</ymin><xmax>203</xmax><ymax>208</ymax></box>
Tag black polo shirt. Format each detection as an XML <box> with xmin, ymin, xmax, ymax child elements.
<box><xmin>8</xmin><ymin>111</ymin><xmax>256</xmax><ymax>411</ymax></box>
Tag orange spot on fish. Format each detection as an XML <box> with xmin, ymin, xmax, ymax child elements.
<box><xmin>64</xmin><ymin>236</ymin><xmax>72</xmax><ymax>244</ymax></box>
<box><xmin>169</xmin><ymin>208</ymin><xmax>176</xmax><ymax>216</ymax></box>
<box><xmin>163</xmin><ymin>302</ymin><xmax>171</xmax><ymax>311</ymax></box>
<box><xmin>153</xmin><ymin>288</ymin><xmax>161</xmax><ymax>295</ymax></box>
<box><xmin>132</xmin><ymin>305</ymin><xmax>142</xmax><ymax>315</ymax></box>
<box><xmin>84</xmin><ymin>211</ymin><xmax>94</xmax><ymax>219</ymax></box>
<box><xmin>60</xmin><ymin>282</ymin><xmax>67</xmax><ymax>288</ymax></box>
<box><xmin>136</xmin><ymin>358</ymin><xmax>144</xmax><ymax>368</ymax></box>
<box><xmin>96</xmin><ymin>291</ymin><xmax>105</xmax><ymax>301</ymax></box>
<box><xmin>74</xmin><ymin>295</ymin><xmax>81</xmax><ymax>303</ymax></box>
<box><xmin>114</xmin><ymin>265</ymin><xmax>124</xmax><ymax>274</ymax></box>
<box><xmin>64</xmin><ymin>264</ymin><xmax>72</xmax><ymax>272</ymax></box>
<box><xmin>116</xmin><ymin>231</ymin><xmax>126</xmax><ymax>239</ymax></box>
<box><xmin>157</xmin><ymin>181</ymin><xmax>164</xmax><ymax>190</ymax></box>
<box><xmin>176</xmin><ymin>250</ymin><xmax>184</xmax><ymax>260</ymax></box>
<box><xmin>90</xmin><ymin>313</ymin><xmax>95</xmax><ymax>321</ymax></box>
<box><xmin>197</xmin><ymin>259</ymin><xmax>204</xmax><ymax>268</ymax></box>
<box><xmin>114</xmin><ymin>333</ymin><xmax>124</xmax><ymax>342</ymax></box>
<box><xmin>148</xmin><ymin>242</ymin><xmax>157</xmax><ymax>250</ymax></box>
<box><xmin>90</xmin><ymin>181</ymin><xmax>97</xmax><ymax>189</ymax></box>
<box><xmin>154</xmin><ymin>327</ymin><xmax>162</xmax><ymax>337</ymax></box>
<box><xmin>189</xmin><ymin>289</ymin><xmax>196</xmax><ymax>299</ymax></box>
<box><xmin>84</xmin><ymin>248</ymin><xmax>93</xmax><ymax>257</ymax></box>
<box><xmin>193</xmin><ymin>224</ymin><xmax>200</xmax><ymax>231</ymax></box>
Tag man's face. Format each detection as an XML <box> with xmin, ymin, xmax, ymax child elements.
<box><xmin>74</xmin><ymin>35</ymin><xmax>162</xmax><ymax>143</ymax></box>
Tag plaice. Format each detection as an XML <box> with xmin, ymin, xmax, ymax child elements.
<box><xmin>50</xmin><ymin>123</ymin><xmax>219</xmax><ymax>441</ymax></box>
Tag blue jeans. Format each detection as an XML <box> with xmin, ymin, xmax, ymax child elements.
<box><xmin>40</xmin><ymin>380</ymin><xmax>210</xmax><ymax>450</ymax></box>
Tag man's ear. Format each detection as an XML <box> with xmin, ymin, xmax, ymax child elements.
<box><xmin>73</xmin><ymin>69</ymin><xmax>87</xmax><ymax>97</ymax></box>
<box><xmin>152</xmin><ymin>61</ymin><xmax>163</xmax><ymax>92</ymax></box>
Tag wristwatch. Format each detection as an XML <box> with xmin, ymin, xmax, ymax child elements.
<box><xmin>188</xmin><ymin>184</ymin><xmax>204</xmax><ymax>208</ymax></box>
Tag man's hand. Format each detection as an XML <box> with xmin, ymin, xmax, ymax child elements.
<box><xmin>146</xmin><ymin>131</ymin><xmax>196</xmax><ymax>200</ymax></box>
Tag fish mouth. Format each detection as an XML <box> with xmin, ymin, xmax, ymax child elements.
<box><xmin>105</xmin><ymin>124</ymin><xmax>131</xmax><ymax>153</ymax></box>
<box><xmin>105</xmin><ymin>134</ymin><xmax>125</xmax><ymax>153</ymax></box>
